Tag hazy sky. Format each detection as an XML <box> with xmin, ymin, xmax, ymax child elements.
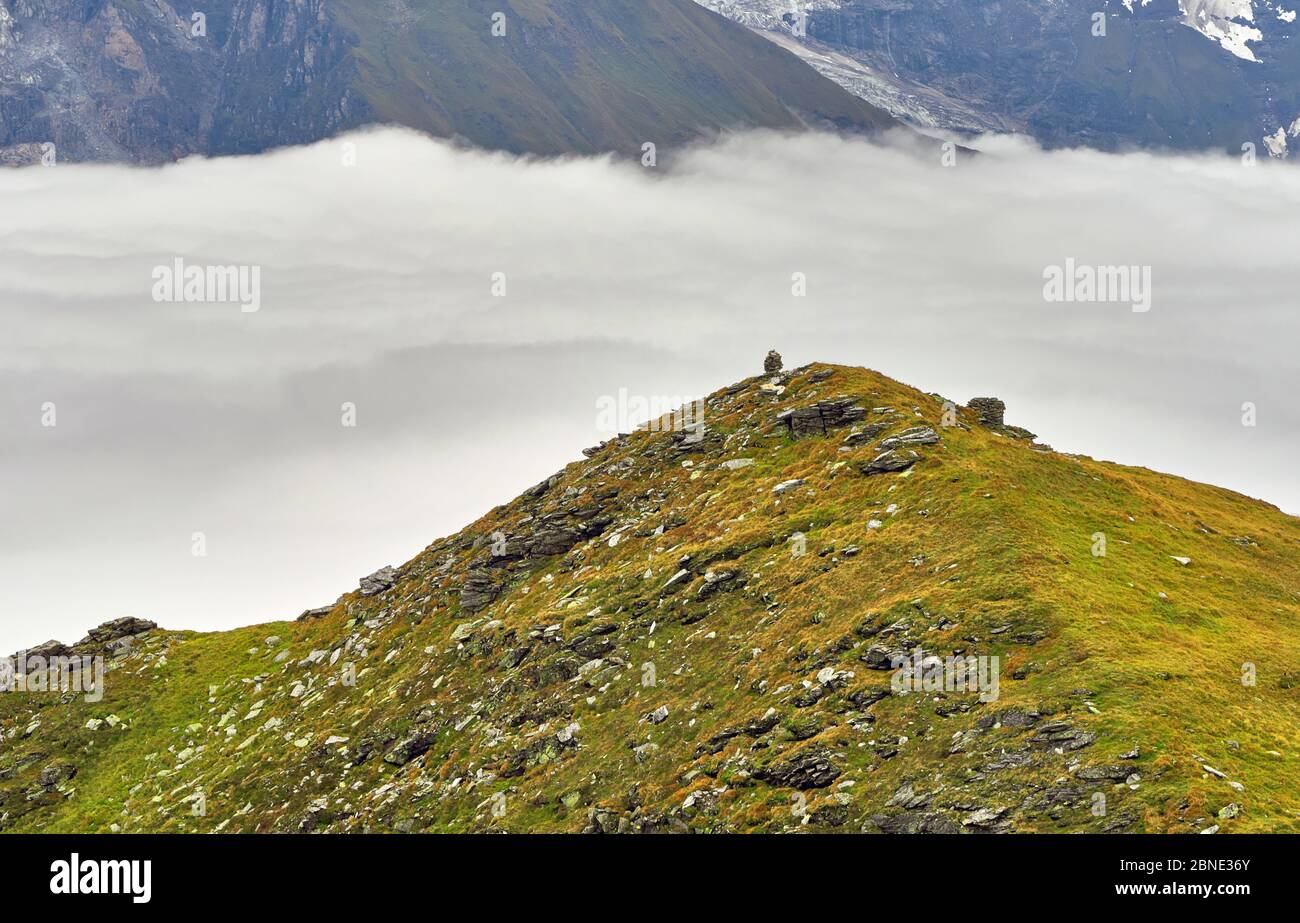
<box><xmin>2</xmin><ymin>127</ymin><xmax>1296</xmax><ymax>650</ymax></box>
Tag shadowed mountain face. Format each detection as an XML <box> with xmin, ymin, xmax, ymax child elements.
<box><xmin>3</xmin><ymin>359</ymin><xmax>1297</xmax><ymax>833</ymax></box>
<box><xmin>700</xmin><ymin>0</ymin><xmax>1300</xmax><ymax>155</ymax></box>
<box><xmin>0</xmin><ymin>0</ymin><xmax>900</xmax><ymax>164</ymax></box>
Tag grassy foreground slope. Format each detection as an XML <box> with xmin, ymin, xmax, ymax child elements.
<box><xmin>2</xmin><ymin>360</ymin><xmax>1297</xmax><ymax>833</ymax></box>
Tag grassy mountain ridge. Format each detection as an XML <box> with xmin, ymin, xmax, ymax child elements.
<box><xmin>327</xmin><ymin>0</ymin><xmax>901</xmax><ymax>156</ymax></box>
<box><xmin>3</xmin><ymin>358</ymin><xmax>1297</xmax><ymax>833</ymax></box>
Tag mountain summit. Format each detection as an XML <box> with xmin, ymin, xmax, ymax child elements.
<box><xmin>3</xmin><ymin>357</ymin><xmax>1297</xmax><ymax>833</ymax></box>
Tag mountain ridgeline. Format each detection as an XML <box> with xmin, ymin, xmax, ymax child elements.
<box><xmin>701</xmin><ymin>0</ymin><xmax>1300</xmax><ymax>156</ymax></box>
<box><xmin>2</xmin><ymin>356</ymin><xmax>1298</xmax><ymax>833</ymax></box>
<box><xmin>0</xmin><ymin>0</ymin><xmax>901</xmax><ymax>165</ymax></box>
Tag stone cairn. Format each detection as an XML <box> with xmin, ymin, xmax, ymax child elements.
<box><xmin>967</xmin><ymin>397</ymin><xmax>1005</xmax><ymax>428</ymax></box>
<box><xmin>764</xmin><ymin>350</ymin><xmax>783</xmax><ymax>376</ymax></box>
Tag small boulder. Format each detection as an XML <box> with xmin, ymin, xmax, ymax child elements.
<box><xmin>451</xmin><ymin>620</ymin><xmax>484</xmax><ymax>643</ymax></box>
<box><xmin>879</xmin><ymin>426</ymin><xmax>940</xmax><ymax>449</ymax></box>
<box><xmin>858</xmin><ymin>450</ymin><xmax>918</xmax><ymax>475</ymax></box>
<box><xmin>384</xmin><ymin>730</ymin><xmax>438</xmax><ymax>766</ymax></box>
<box><xmin>39</xmin><ymin>763</ymin><xmax>77</xmax><ymax>789</ymax></box>
<box><xmin>359</xmin><ymin>565</ymin><xmax>398</xmax><ymax>596</ymax></box>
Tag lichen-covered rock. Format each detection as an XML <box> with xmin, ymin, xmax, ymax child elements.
<box><xmin>857</xmin><ymin>450</ymin><xmax>919</xmax><ymax>475</ymax></box>
<box><xmin>38</xmin><ymin>763</ymin><xmax>77</xmax><ymax>789</ymax></box>
<box><xmin>459</xmin><ymin>571</ymin><xmax>504</xmax><ymax>612</ymax></box>
<box><xmin>15</xmin><ymin>640</ymin><xmax>71</xmax><ymax>660</ymax></box>
<box><xmin>868</xmin><ymin>810</ymin><xmax>962</xmax><ymax>834</ymax></box>
<box><xmin>501</xmin><ymin>726</ymin><xmax>579</xmax><ymax>777</ymax></box>
<box><xmin>967</xmin><ymin>397</ymin><xmax>1036</xmax><ymax>440</ymax></box>
<box><xmin>776</xmin><ymin>398</ymin><xmax>867</xmax><ymax>438</ymax></box>
<box><xmin>359</xmin><ymin>565</ymin><xmax>398</xmax><ymax>597</ymax></box>
<box><xmin>878</xmin><ymin>426</ymin><xmax>939</xmax><ymax>449</ymax></box>
<box><xmin>76</xmin><ymin>617</ymin><xmax>157</xmax><ymax>647</ymax></box>
<box><xmin>384</xmin><ymin>730</ymin><xmax>438</xmax><ymax>766</ymax></box>
<box><xmin>967</xmin><ymin>397</ymin><xmax>1006</xmax><ymax>427</ymax></box>
<box><xmin>754</xmin><ymin>747</ymin><xmax>841</xmax><ymax>790</ymax></box>
<box><xmin>1028</xmin><ymin>721</ymin><xmax>1096</xmax><ymax>751</ymax></box>
<box><xmin>1075</xmin><ymin>763</ymin><xmax>1132</xmax><ymax>783</ymax></box>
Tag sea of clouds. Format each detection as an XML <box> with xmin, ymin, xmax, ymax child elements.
<box><xmin>1</xmin><ymin>127</ymin><xmax>1296</xmax><ymax>647</ymax></box>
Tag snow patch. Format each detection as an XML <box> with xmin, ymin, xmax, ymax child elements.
<box><xmin>695</xmin><ymin>1</ymin><xmax>842</xmax><ymax>31</ymax></box>
<box><xmin>0</xmin><ymin>5</ymin><xmax>15</xmax><ymax>50</ymax></box>
<box><xmin>1178</xmin><ymin>1</ymin><xmax>1264</xmax><ymax>61</ymax></box>
<box><xmin>1263</xmin><ymin>126</ymin><xmax>1288</xmax><ymax>156</ymax></box>
<box><xmin>1263</xmin><ymin>114</ymin><xmax>1300</xmax><ymax>157</ymax></box>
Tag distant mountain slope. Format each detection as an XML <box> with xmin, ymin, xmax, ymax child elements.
<box><xmin>698</xmin><ymin>0</ymin><xmax>1300</xmax><ymax>155</ymax></box>
<box><xmin>0</xmin><ymin>0</ymin><xmax>901</xmax><ymax>164</ymax></box>
<box><xmin>4</xmin><ymin>357</ymin><xmax>1298</xmax><ymax>833</ymax></box>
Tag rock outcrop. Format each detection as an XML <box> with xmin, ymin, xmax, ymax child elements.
<box><xmin>967</xmin><ymin>397</ymin><xmax>1006</xmax><ymax>428</ymax></box>
<box><xmin>359</xmin><ymin>566</ymin><xmax>399</xmax><ymax>597</ymax></box>
<box><xmin>74</xmin><ymin>617</ymin><xmax>156</xmax><ymax>649</ymax></box>
<box><xmin>967</xmin><ymin>397</ymin><xmax>1036</xmax><ymax>440</ymax></box>
<box><xmin>776</xmin><ymin>398</ymin><xmax>867</xmax><ymax>438</ymax></box>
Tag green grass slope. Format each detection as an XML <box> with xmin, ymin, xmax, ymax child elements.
<box><xmin>3</xmin><ymin>359</ymin><xmax>1297</xmax><ymax>833</ymax></box>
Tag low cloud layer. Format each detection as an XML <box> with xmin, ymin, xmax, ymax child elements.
<box><xmin>2</xmin><ymin>128</ymin><xmax>1296</xmax><ymax>649</ymax></box>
